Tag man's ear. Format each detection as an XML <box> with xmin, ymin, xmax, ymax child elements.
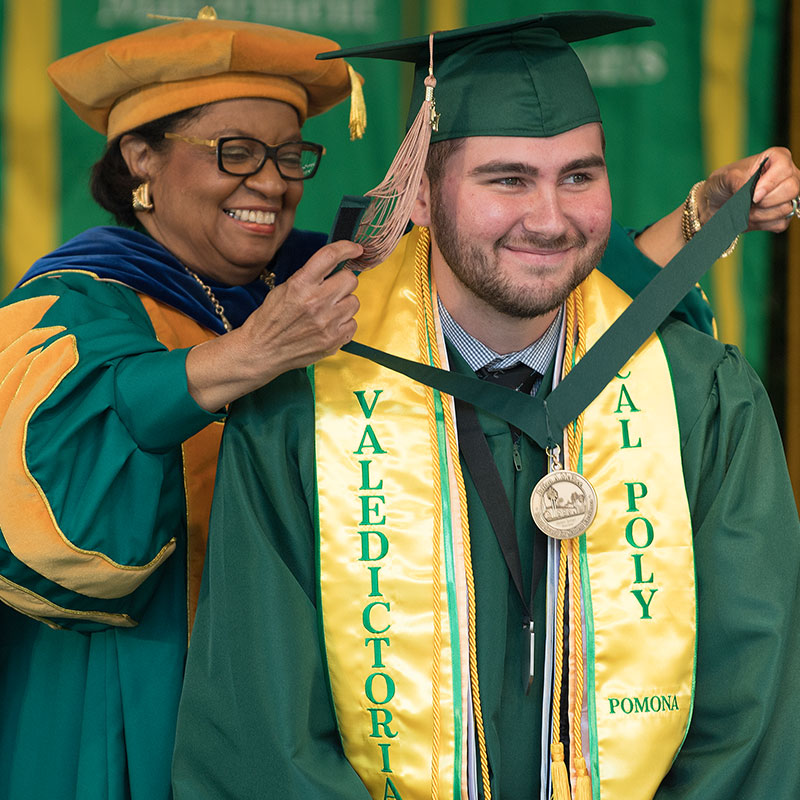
<box><xmin>119</xmin><ymin>134</ymin><xmax>155</xmax><ymax>181</ymax></box>
<box><xmin>411</xmin><ymin>171</ymin><xmax>432</xmax><ymax>227</ymax></box>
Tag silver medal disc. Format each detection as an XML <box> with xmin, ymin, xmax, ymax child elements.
<box><xmin>530</xmin><ymin>470</ymin><xmax>597</xmax><ymax>539</ymax></box>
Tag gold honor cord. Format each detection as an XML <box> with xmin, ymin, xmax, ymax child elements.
<box><xmin>414</xmin><ymin>233</ymin><xmax>444</xmax><ymax>799</ymax></box>
<box><xmin>567</xmin><ymin>293</ymin><xmax>591</xmax><ymax>800</ymax></box>
<box><xmin>415</xmin><ymin>227</ymin><xmax>491</xmax><ymax>800</ymax></box>
<box><xmin>548</xmin><ymin>289</ymin><xmax>593</xmax><ymax>800</ymax></box>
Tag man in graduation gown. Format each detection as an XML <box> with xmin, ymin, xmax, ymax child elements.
<box><xmin>172</xmin><ymin>12</ymin><xmax>800</xmax><ymax>800</ymax></box>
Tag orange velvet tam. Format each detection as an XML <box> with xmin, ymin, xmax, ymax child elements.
<box><xmin>47</xmin><ymin>12</ymin><xmax>361</xmax><ymax>139</ymax></box>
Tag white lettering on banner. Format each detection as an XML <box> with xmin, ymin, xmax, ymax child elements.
<box><xmin>575</xmin><ymin>41</ymin><xmax>668</xmax><ymax>86</ymax></box>
<box><xmin>97</xmin><ymin>0</ymin><xmax>379</xmax><ymax>32</ymax></box>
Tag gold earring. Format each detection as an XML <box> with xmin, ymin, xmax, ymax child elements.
<box><xmin>132</xmin><ymin>181</ymin><xmax>154</xmax><ymax>212</ymax></box>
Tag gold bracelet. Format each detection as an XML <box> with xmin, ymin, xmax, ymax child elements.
<box><xmin>682</xmin><ymin>179</ymin><xmax>739</xmax><ymax>258</ymax></box>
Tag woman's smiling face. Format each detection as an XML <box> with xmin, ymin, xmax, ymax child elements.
<box><xmin>124</xmin><ymin>97</ymin><xmax>306</xmax><ymax>285</ymax></box>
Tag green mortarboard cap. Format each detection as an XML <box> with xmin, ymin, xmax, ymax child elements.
<box><xmin>318</xmin><ymin>11</ymin><xmax>654</xmax><ymax>141</ymax></box>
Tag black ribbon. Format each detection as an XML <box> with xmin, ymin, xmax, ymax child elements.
<box><xmin>455</xmin><ymin>397</ymin><xmax>546</xmax><ymax>692</ymax></box>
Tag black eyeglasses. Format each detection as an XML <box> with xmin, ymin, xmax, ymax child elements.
<box><xmin>163</xmin><ymin>133</ymin><xmax>325</xmax><ymax>180</ymax></box>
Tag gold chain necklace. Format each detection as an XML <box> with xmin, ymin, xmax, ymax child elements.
<box><xmin>183</xmin><ymin>266</ymin><xmax>275</xmax><ymax>332</ymax></box>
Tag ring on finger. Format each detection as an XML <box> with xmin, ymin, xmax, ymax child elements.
<box><xmin>787</xmin><ymin>196</ymin><xmax>800</xmax><ymax>220</ymax></box>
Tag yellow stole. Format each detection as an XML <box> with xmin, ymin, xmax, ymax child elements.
<box><xmin>577</xmin><ymin>271</ymin><xmax>696</xmax><ymax>799</ymax></box>
<box><xmin>314</xmin><ymin>229</ymin><xmax>475</xmax><ymax>800</ymax></box>
<box><xmin>314</xmin><ymin>227</ymin><xmax>696</xmax><ymax>800</ymax></box>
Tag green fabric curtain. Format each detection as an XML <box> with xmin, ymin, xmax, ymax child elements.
<box><xmin>0</xmin><ymin>0</ymin><xmax>780</xmax><ymax>375</ymax></box>
<box><xmin>465</xmin><ymin>0</ymin><xmax>779</xmax><ymax>374</ymax></box>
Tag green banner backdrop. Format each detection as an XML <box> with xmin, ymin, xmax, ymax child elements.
<box><xmin>474</xmin><ymin>0</ymin><xmax>780</xmax><ymax>376</ymax></box>
<box><xmin>0</xmin><ymin>0</ymin><xmax>780</xmax><ymax>375</ymax></box>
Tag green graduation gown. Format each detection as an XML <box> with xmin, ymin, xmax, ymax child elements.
<box><xmin>173</xmin><ymin>313</ymin><xmax>800</xmax><ymax>799</ymax></box>
<box><xmin>0</xmin><ymin>219</ymin><xmax>705</xmax><ymax>800</ymax></box>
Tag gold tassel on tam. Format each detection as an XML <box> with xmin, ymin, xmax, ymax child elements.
<box><xmin>346</xmin><ymin>33</ymin><xmax>439</xmax><ymax>270</ymax></box>
<box><xmin>347</xmin><ymin>64</ymin><xmax>366</xmax><ymax>140</ymax></box>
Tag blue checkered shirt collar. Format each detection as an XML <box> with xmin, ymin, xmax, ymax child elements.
<box><xmin>437</xmin><ymin>296</ymin><xmax>563</xmax><ymax>383</ymax></box>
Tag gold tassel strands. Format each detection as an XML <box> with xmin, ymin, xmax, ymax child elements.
<box><xmin>574</xmin><ymin>757</ymin><xmax>593</xmax><ymax>800</ymax></box>
<box><xmin>347</xmin><ymin>64</ymin><xmax>367</xmax><ymax>140</ymax></box>
<box><xmin>551</xmin><ymin>742</ymin><xmax>573</xmax><ymax>800</ymax></box>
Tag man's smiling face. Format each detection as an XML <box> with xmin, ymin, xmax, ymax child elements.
<box><xmin>421</xmin><ymin>123</ymin><xmax>612</xmax><ymax>321</ymax></box>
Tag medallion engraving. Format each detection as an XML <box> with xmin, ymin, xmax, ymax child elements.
<box><xmin>530</xmin><ymin>470</ymin><xmax>597</xmax><ymax>539</ymax></box>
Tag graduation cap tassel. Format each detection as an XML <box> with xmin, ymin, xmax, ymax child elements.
<box><xmin>347</xmin><ymin>34</ymin><xmax>439</xmax><ymax>270</ymax></box>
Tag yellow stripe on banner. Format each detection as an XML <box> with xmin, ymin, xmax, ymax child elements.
<box><xmin>701</xmin><ymin>0</ymin><xmax>752</xmax><ymax>349</ymax></box>
<box><xmin>428</xmin><ymin>0</ymin><xmax>464</xmax><ymax>33</ymax></box>
<box><xmin>2</xmin><ymin>0</ymin><xmax>58</xmax><ymax>296</ymax></box>
<box><xmin>786</xmin><ymin>0</ymin><xmax>800</xmax><ymax>503</ymax></box>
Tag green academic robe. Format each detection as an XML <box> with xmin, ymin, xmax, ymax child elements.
<box><xmin>0</xmin><ymin>270</ymin><xmax>221</xmax><ymax>800</ymax></box>
<box><xmin>173</xmin><ymin>315</ymin><xmax>800</xmax><ymax>799</ymax></box>
<box><xmin>0</xmin><ymin>224</ymin><xmax>328</xmax><ymax>800</ymax></box>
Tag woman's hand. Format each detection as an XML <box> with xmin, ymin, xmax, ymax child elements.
<box><xmin>701</xmin><ymin>147</ymin><xmax>800</xmax><ymax>232</ymax></box>
<box><xmin>635</xmin><ymin>147</ymin><xmax>799</xmax><ymax>266</ymax></box>
<box><xmin>185</xmin><ymin>239</ymin><xmax>362</xmax><ymax>412</ymax></box>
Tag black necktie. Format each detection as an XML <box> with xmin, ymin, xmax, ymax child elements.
<box><xmin>477</xmin><ymin>362</ymin><xmax>538</xmax><ymax>395</ymax></box>
<box><xmin>476</xmin><ymin>363</ymin><xmax>538</xmax><ymax>439</ymax></box>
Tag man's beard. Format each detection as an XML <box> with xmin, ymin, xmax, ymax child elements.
<box><xmin>430</xmin><ymin>193</ymin><xmax>608</xmax><ymax>320</ymax></box>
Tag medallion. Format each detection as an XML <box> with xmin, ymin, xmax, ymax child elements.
<box><xmin>530</xmin><ymin>470</ymin><xmax>597</xmax><ymax>539</ymax></box>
